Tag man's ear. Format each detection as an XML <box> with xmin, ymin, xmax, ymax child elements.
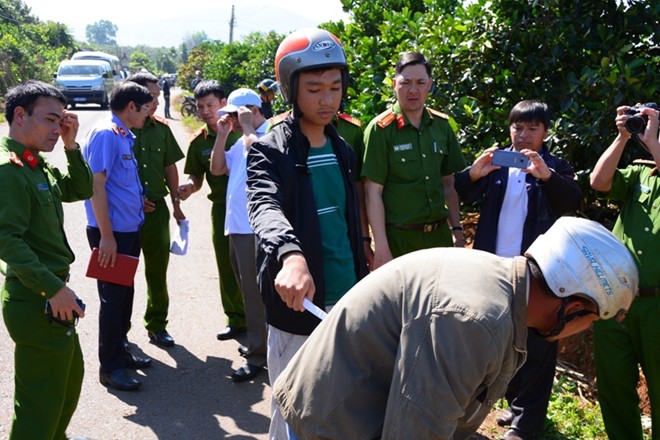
<box><xmin>565</xmin><ymin>298</ymin><xmax>595</xmax><ymax>315</ymax></box>
<box><xmin>13</xmin><ymin>106</ymin><xmax>26</xmax><ymax>125</ymax></box>
<box><xmin>220</xmin><ymin>98</ymin><xmax>227</xmax><ymax>107</ymax></box>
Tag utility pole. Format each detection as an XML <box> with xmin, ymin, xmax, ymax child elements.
<box><xmin>229</xmin><ymin>5</ymin><xmax>235</xmax><ymax>43</ymax></box>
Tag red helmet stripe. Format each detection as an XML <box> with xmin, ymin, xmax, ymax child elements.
<box><xmin>275</xmin><ymin>35</ymin><xmax>310</xmax><ymax>81</ymax></box>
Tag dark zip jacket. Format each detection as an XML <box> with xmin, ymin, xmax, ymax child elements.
<box><xmin>454</xmin><ymin>144</ymin><xmax>582</xmax><ymax>254</ymax></box>
<box><xmin>246</xmin><ymin>115</ymin><xmax>368</xmax><ymax>335</ymax></box>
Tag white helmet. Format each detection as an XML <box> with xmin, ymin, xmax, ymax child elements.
<box><xmin>525</xmin><ymin>217</ymin><xmax>638</xmax><ymax>319</ymax></box>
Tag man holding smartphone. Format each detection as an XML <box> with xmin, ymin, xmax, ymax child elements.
<box><xmin>454</xmin><ymin>100</ymin><xmax>582</xmax><ymax>440</ymax></box>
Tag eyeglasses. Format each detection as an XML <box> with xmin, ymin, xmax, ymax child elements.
<box><xmin>139</xmin><ymin>104</ymin><xmax>151</xmax><ymax>112</ymax></box>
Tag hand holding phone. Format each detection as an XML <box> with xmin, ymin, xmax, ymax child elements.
<box><xmin>491</xmin><ymin>150</ymin><xmax>530</xmax><ymax>169</ymax></box>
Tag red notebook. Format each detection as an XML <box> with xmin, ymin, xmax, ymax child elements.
<box><xmin>85</xmin><ymin>248</ymin><xmax>139</xmax><ymax>287</ymax></box>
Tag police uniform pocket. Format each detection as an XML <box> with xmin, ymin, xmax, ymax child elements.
<box><xmin>388</xmin><ymin>148</ymin><xmax>419</xmax><ymax>181</ymax></box>
<box><xmin>147</xmin><ymin>144</ymin><xmax>166</xmax><ymax>163</ymax></box>
<box><xmin>119</xmin><ymin>156</ymin><xmax>138</xmax><ymax>184</ymax></box>
<box><xmin>34</xmin><ymin>182</ymin><xmax>54</xmax><ymax>208</ymax></box>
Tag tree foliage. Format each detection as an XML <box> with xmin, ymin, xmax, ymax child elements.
<box><xmin>85</xmin><ymin>20</ymin><xmax>118</xmax><ymax>46</ymax></box>
<box><xmin>128</xmin><ymin>51</ymin><xmax>155</xmax><ymax>74</ymax></box>
<box><xmin>178</xmin><ymin>31</ymin><xmax>284</xmax><ymax>106</ymax></box>
<box><xmin>330</xmin><ymin>0</ymin><xmax>659</xmax><ymax>205</ymax></box>
<box><xmin>0</xmin><ymin>0</ymin><xmax>77</xmax><ymax>96</ymax></box>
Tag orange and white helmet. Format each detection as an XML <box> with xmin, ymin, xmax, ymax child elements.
<box><xmin>525</xmin><ymin>217</ymin><xmax>638</xmax><ymax>320</ymax></box>
<box><xmin>274</xmin><ymin>27</ymin><xmax>348</xmax><ymax>104</ymax></box>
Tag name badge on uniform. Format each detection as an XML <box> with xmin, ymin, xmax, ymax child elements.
<box><xmin>393</xmin><ymin>143</ymin><xmax>413</xmax><ymax>152</ymax></box>
<box><xmin>122</xmin><ymin>154</ymin><xmax>133</xmax><ymax>160</ymax></box>
<box><xmin>202</xmin><ymin>148</ymin><xmax>212</xmax><ymax>157</ymax></box>
<box><xmin>37</xmin><ymin>182</ymin><xmax>49</xmax><ymax>191</ymax></box>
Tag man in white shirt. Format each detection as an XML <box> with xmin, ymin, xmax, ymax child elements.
<box><xmin>210</xmin><ymin>88</ymin><xmax>268</xmax><ymax>381</ymax></box>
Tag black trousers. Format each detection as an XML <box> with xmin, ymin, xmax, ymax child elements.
<box><xmin>87</xmin><ymin>227</ymin><xmax>140</xmax><ymax>372</ymax></box>
<box><xmin>505</xmin><ymin>330</ymin><xmax>558</xmax><ymax>434</ymax></box>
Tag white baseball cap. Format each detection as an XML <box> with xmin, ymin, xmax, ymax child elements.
<box><xmin>217</xmin><ymin>88</ymin><xmax>262</xmax><ymax>115</ymax></box>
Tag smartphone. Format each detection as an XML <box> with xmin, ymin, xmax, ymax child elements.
<box><xmin>491</xmin><ymin>150</ymin><xmax>530</xmax><ymax>168</ymax></box>
<box><xmin>45</xmin><ymin>298</ymin><xmax>86</xmax><ymax>319</ymax></box>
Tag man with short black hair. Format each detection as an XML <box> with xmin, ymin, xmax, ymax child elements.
<box><xmin>454</xmin><ymin>99</ymin><xmax>582</xmax><ymax>440</ymax></box>
<box><xmin>83</xmin><ymin>81</ymin><xmax>153</xmax><ymax>391</ymax></box>
<box><xmin>178</xmin><ymin>80</ymin><xmax>245</xmax><ymax>340</ymax></box>
<box><xmin>362</xmin><ymin>52</ymin><xmax>466</xmax><ymax>270</ymax></box>
<box><xmin>126</xmin><ymin>72</ymin><xmax>185</xmax><ymax>349</ymax></box>
<box><xmin>0</xmin><ymin>79</ymin><xmax>92</xmax><ymax>439</ymax></box>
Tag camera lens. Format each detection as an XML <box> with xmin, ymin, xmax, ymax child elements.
<box><xmin>625</xmin><ymin>115</ymin><xmax>647</xmax><ymax>134</ymax></box>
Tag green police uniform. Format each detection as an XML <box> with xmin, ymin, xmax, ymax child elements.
<box><xmin>183</xmin><ymin>125</ymin><xmax>245</xmax><ymax>328</ymax></box>
<box><xmin>132</xmin><ymin>115</ymin><xmax>184</xmax><ymax>333</ymax></box>
<box><xmin>0</xmin><ymin>137</ymin><xmax>93</xmax><ymax>440</ymax></box>
<box><xmin>334</xmin><ymin>112</ymin><xmax>365</xmax><ymax>177</ymax></box>
<box><xmin>593</xmin><ymin>161</ymin><xmax>660</xmax><ymax>440</ymax></box>
<box><xmin>362</xmin><ymin>102</ymin><xmax>466</xmax><ymax>256</ymax></box>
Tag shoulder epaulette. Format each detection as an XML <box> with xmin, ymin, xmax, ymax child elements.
<box><xmin>427</xmin><ymin>108</ymin><xmax>450</xmax><ymax>120</ymax></box>
<box><xmin>337</xmin><ymin>112</ymin><xmax>362</xmax><ymax>127</ymax></box>
<box><xmin>632</xmin><ymin>159</ymin><xmax>657</xmax><ymax>167</ymax></box>
<box><xmin>189</xmin><ymin>126</ymin><xmax>208</xmax><ymax>142</ymax></box>
<box><xmin>632</xmin><ymin>159</ymin><xmax>658</xmax><ymax>175</ymax></box>
<box><xmin>152</xmin><ymin>114</ymin><xmax>169</xmax><ymax>126</ymax></box>
<box><xmin>268</xmin><ymin>111</ymin><xmax>290</xmax><ymax>128</ymax></box>
<box><xmin>376</xmin><ymin>109</ymin><xmax>396</xmax><ymax>129</ymax></box>
<box><xmin>111</xmin><ymin>123</ymin><xmax>127</xmax><ymax>136</ymax></box>
<box><xmin>8</xmin><ymin>151</ymin><xmax>23</xmax><ymax>168</ymax></box>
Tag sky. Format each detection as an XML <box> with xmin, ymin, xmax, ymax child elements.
<box><xmin>23</xmin><ymin>0</ymin><xmax>351</xmax><ymax>47</ymax></box>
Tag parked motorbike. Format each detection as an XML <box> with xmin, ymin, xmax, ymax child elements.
<box><xmin>180</xmin><ymin>95</ymin><xmax>198</xmax><ymax>118</ymax></box>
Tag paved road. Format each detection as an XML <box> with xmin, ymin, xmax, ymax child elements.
<box><xmin>0</xmin><ymin>94</ymin><xmax>271</xmax><ymax>439</ymax></box>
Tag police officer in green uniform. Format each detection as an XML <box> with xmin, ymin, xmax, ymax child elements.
<box><xmin>590</xmin><ymin>104</ymin><xmax>660</xmax><ymax>440</ymax></box>
<box><xmin>362</xmin><ymin>52</ymin><xmax>466</xmax><ymax>270</ymax></box>
<box><xmin>0</xmin><ymin>80</ymin><xmax>92</xmax><ymax>439</ymax></box>
<box><xmin>178</xmin><ymin>80</ymin><xmax>245</xmax><ymax>339</ymax></box>
<box><xmin>127</xmin><ymin>73</ymin><xmax>185</xmax><ymax>347</ymax></box>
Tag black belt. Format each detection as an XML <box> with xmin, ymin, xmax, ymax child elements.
<box><xmin>390</xmin><ymin>219</ymin><xmax>446</xmax><ymax>232</ymax></box>
<box><xmin>638</xmin><ymin>287</ymin><xmax>660</xmax><ymax>297</ymax></box>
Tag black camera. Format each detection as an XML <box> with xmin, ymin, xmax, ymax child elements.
<box><xmin>625</xmin><ymin>102</ymin><xmax>659</xmax><ymax>135</ymax></box>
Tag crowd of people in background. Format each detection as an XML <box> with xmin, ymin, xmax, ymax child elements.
<box><xmin>0</xmin><ymin>26</ymin><xmax>658</xmax><ymax>440</ymax></box>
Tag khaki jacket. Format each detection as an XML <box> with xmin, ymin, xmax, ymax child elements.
<box><xmin>274</xmin><ymin>248</ymin><xmax>528</xmax><ymax>439</ymax></box>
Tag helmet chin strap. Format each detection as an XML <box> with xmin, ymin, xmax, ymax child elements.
<box><xmin>534</xmin><ymin>297</ymin><xmax>598</xmax><ymax>339</ymax></box>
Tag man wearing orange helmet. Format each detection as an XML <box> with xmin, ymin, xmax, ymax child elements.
<box><xmin>246</xmin><ymin>28</ymin><xmax>369</xmax><ymax>440</ymax></box>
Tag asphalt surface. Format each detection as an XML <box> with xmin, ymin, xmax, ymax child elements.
<box><xmin>0</xmin><ymin>92</ymin><xmax>271</xmax><ymax>440</ymax></box>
